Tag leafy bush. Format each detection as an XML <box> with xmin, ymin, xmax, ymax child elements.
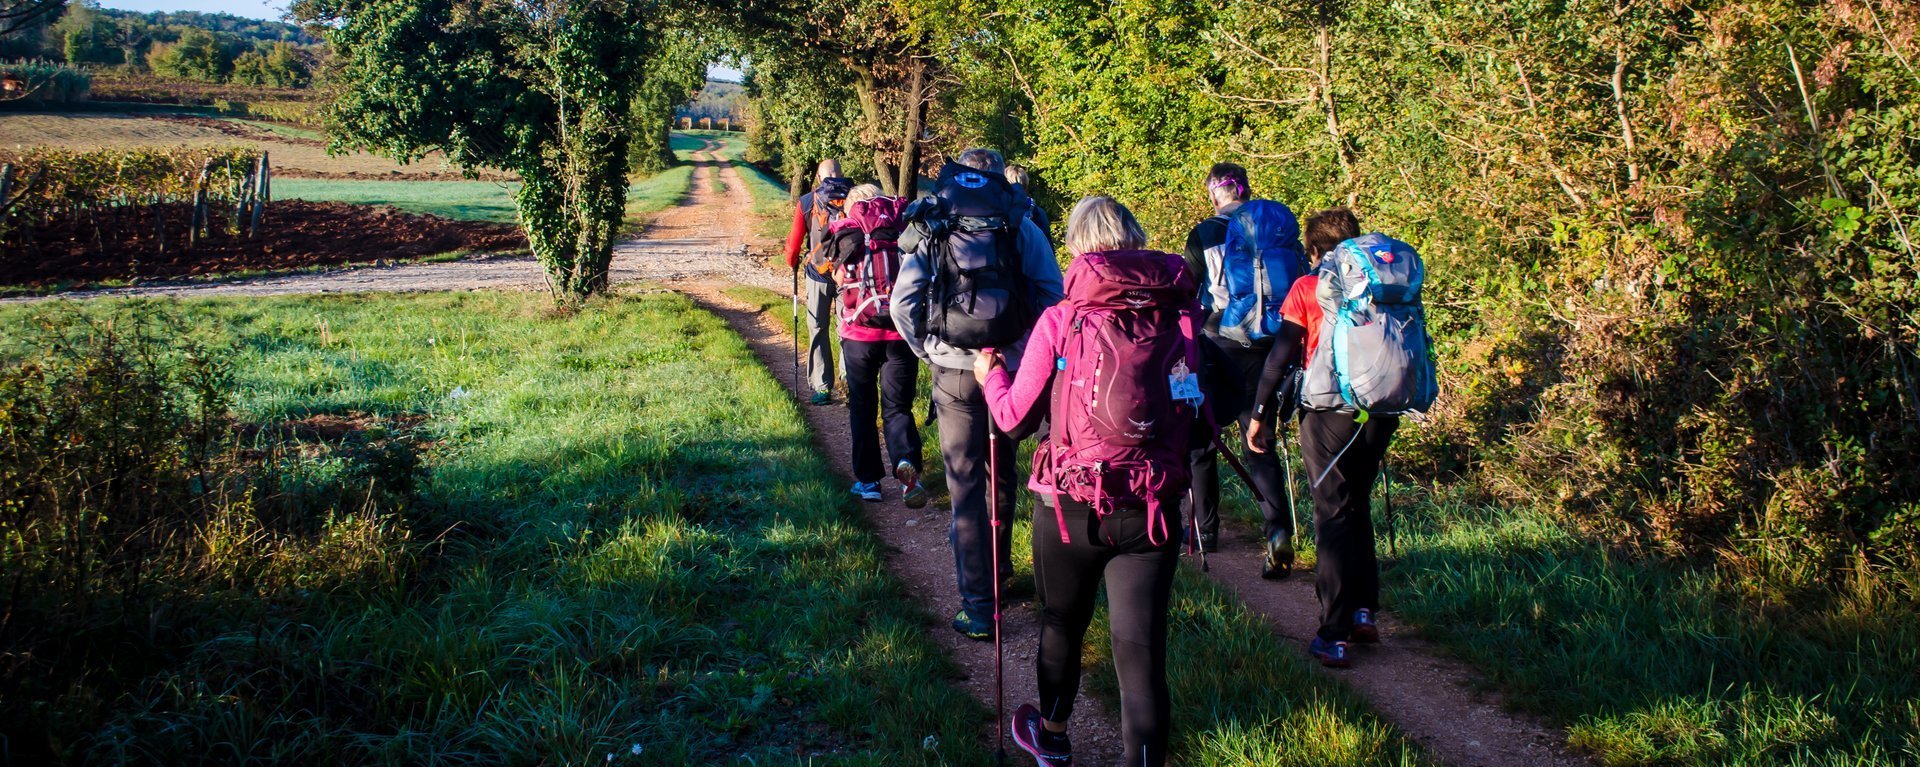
<box><xmin>0</xmin><ymin>309</ymin><xmax>423</xmax><ymax>755</ymax></box>
<box><xmin>0</xmin><ymin>60</ymin><xmax>91</xmax><ymax>106</ymax></box>
<box><xmin>939</xmin><ymin>0</ymin><xmax>1920</xmax><ymax>598</ymax></box>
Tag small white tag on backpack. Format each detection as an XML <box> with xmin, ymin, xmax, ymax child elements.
<box><xmin>1168</xmin><ymin>359</ymin><xmax>1203</xmax><ymax>404</ymax></box>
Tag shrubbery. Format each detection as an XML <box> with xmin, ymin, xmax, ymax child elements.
<box><xmin>0</xmin><ymin>309</ymin><xmax>423</xmax><ymax>754</ymax></box>
<box><xmin>893</xmin><ymin>0</ymin><xmax>1920</xmax><ymax>600</ymax></box>
<box><xmin>0</xmin><ymin>60</ymin><xmax>90</xmax><ymax>106</ymax></box>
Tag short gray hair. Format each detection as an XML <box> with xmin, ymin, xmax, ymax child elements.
<box><xmin>846</xmin><ymin>183</ymin><xmax>883</xmax><ymax>204</ymax></box>
<box><xmin>956</xmin><ymin>148</ymin><xmax>1005</xmax><ymax>174</ymax></box>
<box><xmin>1064</xmin><ymin>195</ymin><xmax>1149</xmax><ymax>256</ymax></box>
<box><xmin>1004</xmin><ymin>165</ymin><xmax>1031</xmax><ymax>186</ymax></box>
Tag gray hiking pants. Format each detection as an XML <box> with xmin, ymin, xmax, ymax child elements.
<box><xmin>931</xmin><ymin>363</ymin><xmax>1017</xmax><ymax>620</ymax></box>
<box><xmin>804</xmin><ymin>277</ymin><xmax>837</xmax><ymax>395</ymax></box>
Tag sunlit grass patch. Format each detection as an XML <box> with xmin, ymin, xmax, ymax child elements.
<box><xmin>0</xmin><ymin>292</ymin><xmax>983</xmax><ymax>764</ymax></box>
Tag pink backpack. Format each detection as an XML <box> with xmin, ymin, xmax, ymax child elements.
<box><xmin>1036</xmin><ymin>249</ymin><xmax>1207</xmax><ymax>545</ymax></box>
<box><xmin>832</xmin><ymin>196</ymin><xmax>910</xmax><ymax>330</ymax></box>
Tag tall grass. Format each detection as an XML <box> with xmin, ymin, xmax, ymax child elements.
<box><xmin>0</xmin><ymin>292</ymin><xmax>982</xmax><ymax>764</ymax></box>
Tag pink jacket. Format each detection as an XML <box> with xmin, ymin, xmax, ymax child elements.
<box><xmin>982</xmin><ymin>304</ymin><xmax>1071</xmax><ymax>496</ymax></box>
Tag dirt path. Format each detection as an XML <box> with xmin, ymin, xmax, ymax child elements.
<box><xmin>3</xmin><ymin>138</ymin><xmax>786</xmax><ymax>303</ymax></box>
<box><xmin>675</xmin><ymin>283</ymin><xmax>1129</xmax><ymax>767</ymax></box>
<box><xmin>1202</xmin><ymin>524</ymin><xmax>1587</xmax><ymax>766</ymax></box>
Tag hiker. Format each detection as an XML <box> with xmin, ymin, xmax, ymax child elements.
<box><xmin>785</xmin><ymin>159</ymin><xmax>856</xmax><ymax>405</ymax></box>
<box><xmin>891</xmin><ymin>148</ymin><xmax>1064</xmax><ymax>641</ymax></box>
<box><xmin>977</xmin><ymin>196</ymin><xmax>1222</xmax><ymax>767</ymax></box>
<box><xmin>1245</xmin><ymin>207</ymin><xmax>1438</xmax><ymax>669</ymax></box>
<box><xmin>1004</xmin><ymin>165</ymin><xmax>1051</xmax><ymax>234</ymax></box>
<box><xmin>1182</xmin><ymin>162</ymin><xmax>1307</xmax><ymax>578</ymax></box>
<box><xmin>818</xmin><ymin>183</ymin><xmax>928</xmax><ymax>508</ymax></box>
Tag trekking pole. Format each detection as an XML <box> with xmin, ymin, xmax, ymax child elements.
<box><xmin>1278</xmin><ymin>424</ymin><xmax>1301</xmax><ymax>545</ymax></box>
<box><xmin>979</xmin><ymin>349</ymin><xmax>1006</xmax><ymax>765</ymax></box>
<box><xmin>1382</xmin><ymin>456</ymin><xmax>1397</xmax><ymax>559</ymax></box>
<box><xmin>1187</xmin><ymin>484</ymin><xmax>1208</xmax><ymax>573</ymax></box>
<box><xmin>790</xmin><ymin>268</ymin><xmax>801</xmax><ymax>393</ymax></box>
<box><xmin>987</xmin><ymin>406</ymin><xmax>1007</xmax><ymax>765</ymax></box>
<box><xmin>1210</xmin><ymin>433</ymin><xmax>1268</xmax><ymax>506</ymax></box>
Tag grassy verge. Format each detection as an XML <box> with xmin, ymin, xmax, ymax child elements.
<box><xmin>1216</xmin><ymin>446</ymin><xmax>1919</xmax><ymax>766</ymax></box>
<box><xmin>0</xmin><ymin>292</ymin><xmax>983</xmax><ymax>764</ymax></box>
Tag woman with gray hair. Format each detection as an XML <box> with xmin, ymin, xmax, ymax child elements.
<box><xmin>973</xmin><ymin>195</ymin><xmax>1227</xmax><ymax>767</ymax></box>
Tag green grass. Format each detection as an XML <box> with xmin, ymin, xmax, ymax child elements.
<box><xmin>1215</xmin><ymin>452</ymin><xmax>1920</xmax><ymax>766</ymax></box>
<box><xmin>275</xmin><ymin>168</ymin><xmax>693</xmax><ymax>225</ymax></box>
<box><xmin>0</xmin><ymin>292</ymin><xmax>984</xmax><ymax>764</ymax></box>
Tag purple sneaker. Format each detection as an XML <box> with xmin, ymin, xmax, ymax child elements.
<box><xmin>1351</xmin><ymin>608</ymin><xmax>1380</xmax><ymax>644</ymax></box>
<box><xmin>1310</xmin><ymin>636</ymin><xmax>1352</xmax><ymax>668</ymax></box>
<box><xmin>1009</xmin><ymin>703</ymin><xmax>1073</xmax><ymax>766</ymax></box>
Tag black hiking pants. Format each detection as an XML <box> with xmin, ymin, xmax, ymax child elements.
<box><xmin>1186</xmin><ymin>344</ymin><xmax>1292</xmax><ymax>542</ymax></box>
<box><xmin>1033</xmin><ymin>498</ymin><xmax>1180</xmax><ymax>767</ymax></box>
<box><xmin>842</xmin><ymin>338</ymin><xmax>922</xmax><ymax>484</ymax></box>
<box><xmin>1299</xmin><ymin>409</ymin><xmax>1399</xmax><ymax>641</ymax></box>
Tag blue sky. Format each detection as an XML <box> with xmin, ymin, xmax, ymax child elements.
<box><xmin>100</xmin><ymin>0</ymin><xmax>289</xmax><ymax>20</ymax></box>
<box><xmin>99</xmin><ymin>1</ymin><xmax>745</xmax><ymax>81</ymax></box>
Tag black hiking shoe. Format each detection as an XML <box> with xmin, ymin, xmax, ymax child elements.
<box><xmin>1351</xmin><ymin>608</ymin><xmax>1380</xmax><ymax>644</ymax></box>
<box><xmin>1261</xmin><ymin>530</ymin><xmax>1295</xmax><ymax>580</ymax></box>
<box><xmin>809</xmin><ymin>390</ymin><xmax>832</xmax><ymax>406</ymax></box>
<box><xmin>1010</xmin><ymin>703</ymin><xmax>1073</xmax><ymax>766</ymax></box>
<box><xmin>895</xmin><ymin>460</ymin><xmax>928</xmax><ymax>509</ymax></box>
<box><xmin>951</xmin><ymin>609</ymin><xmax>993</xmax><ymax>641</ymax></box>
<box><xmin>1310</xmin><ymin>636</ymin><xmax>1352</xmax><ymax>668</ymax></box>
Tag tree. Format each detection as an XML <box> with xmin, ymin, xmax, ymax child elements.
<box><xmin>147</xmin><ymin>27</ymin><xmax>230</xmax><ymax>82</ymax></box>
<box><xmin>0</xmin><ymin>0</ymin><xmax>63</xmax><ymax>36</ymax></box>
<box><xmin>303</xmin><ymin>0</ymin><xmax>697</xmax><ymax>302</ymax></box>
<box><xmin>231</xmin><ymin>41</ymin><xmax>310</xmax><ymax>87</ymax></box>
<box><xmin>55</xmin><ymin>1</ymin><xmax>116</xmax><ymax>65</ymax></box>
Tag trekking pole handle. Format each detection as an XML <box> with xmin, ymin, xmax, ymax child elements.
<box><xmin>1212</xmin><ymin>433</ymin><xmax>1269</xmax><ymax>505</ymax></box>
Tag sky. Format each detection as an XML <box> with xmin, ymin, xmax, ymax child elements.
<box><xmin>99</xmin><ymin>0</ymin><xmax>289</xmax><ymax>20</ymax></box>
<box><xmin>97</xmin><ymin>1</ymin><xmax>746</xmax><ymax>82</ymax></box>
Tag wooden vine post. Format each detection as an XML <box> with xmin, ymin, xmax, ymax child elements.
<box><xmin>188</xmin><ymin>158</ymin><xmax>212</xmax><ymax>249</ymax></box>
<box><xmin>249</xmin><ymin>152</ymin><xmax>268</xmax><ymax>238</ymax></box>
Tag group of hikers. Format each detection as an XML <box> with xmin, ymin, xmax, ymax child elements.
<box><xmin>782</xmin><ymin>149</ymin><xmax>1438</xmax><ymax>767</ymax></box>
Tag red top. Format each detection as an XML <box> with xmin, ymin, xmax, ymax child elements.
<box><xmin>1279</xmin><ymin>275</ymin><xmax>1323</xmax><ymax>365</ymax></box>
<box><xmin>783</xmin><ymin>203</ymin><xmax>809</xmax><ymax>269</ymax></box>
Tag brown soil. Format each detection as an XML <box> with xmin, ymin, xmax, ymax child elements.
<box><xmin>0</xmin><ymin>200</ymin><xmax>525</xmax><ymax>288</ymax></box>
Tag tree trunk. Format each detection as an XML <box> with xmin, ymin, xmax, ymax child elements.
<box><xmin>896</xmin><ymin>58</ymin><xmax>929</xmax><ymax>197</ymax></box>
<box><xmin>851</xmin><ymin>66</ymin><xmax>899</xmax><ymax>196</ymax></box>
<box><xmin>1315</xmin><ymin>23</ymin><xmax>1356</xmax><ymax>204</ymax></box>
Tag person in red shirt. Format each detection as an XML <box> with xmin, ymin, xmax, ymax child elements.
<box><xmin>1244</xmin><ymin>207</ymin><xmax>1401</xmax><ymax>670</ymax></box>
<box><xmin>785</xmin><ymin>159</ymin><xmax>852</xmax><ymax>405</ymax></box>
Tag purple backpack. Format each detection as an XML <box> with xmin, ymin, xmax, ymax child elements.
<box><xmin>1037</xmin><ymin>250</ymin><xmax>1207</xmax><ymax>545</ymax></box>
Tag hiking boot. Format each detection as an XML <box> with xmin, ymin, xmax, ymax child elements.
<box><xmin>895</xmin><ymin>461</ymin><xmax>928</xmax><ymax>509</ymax></box>
<box><xmin>1200</xmin><ymin>530</ymin><xmax>1219</xmax><ymax>553</ymax></box>
<box><xmin>1309</xmin><ymin>636</ymin><xmax>1352</xmax><ymax>668</ymax></box>
<box><xmin>1351</xmin><ymin>608</ymin><xmax>1380</xmax><ymax>644</ymax></box>
<box><xmin>1261</xmin><ymin>530</ymin><xmax>1295</xmax><ymax>580</ymax></box>
<box><xmin>809</xmin><ymin>390</ymin><xmax>832</xmax><ymax>406</ymax></box>
<box><xmin>1009</xmin><ymin>703</ymin><xmax>1073</xmax><ymax>766</ymax></box>
<box><xmin>850</xmin><ymin>481</ymin><xmax>882</xmax><ymax>503</ymax></box>
<box><xmin>951</xmin><ymin>609</ymin><xmax>993</xmax><ymax>642</ymax></box>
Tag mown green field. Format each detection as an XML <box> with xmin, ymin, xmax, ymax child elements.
<box><xmin>274</xmin><ymin>167</ymin><xmax>694</xmax><ymax>225</ymax></box>
<box><xmin>0</xmin><ymin>292</ymin><xmax>980</xmax><ymax>764</ymax></box>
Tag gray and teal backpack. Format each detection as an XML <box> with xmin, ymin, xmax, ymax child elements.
<box><xmin>1301</xmin><ymin>233</ymin><xmax>1439</xmax><ymax>415</ymax></box>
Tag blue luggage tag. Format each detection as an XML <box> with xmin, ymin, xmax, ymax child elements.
<box><xmin>1169</xmin><ymin>359</ymin><xmax>1204</xmax><ymax>405</ymax></box>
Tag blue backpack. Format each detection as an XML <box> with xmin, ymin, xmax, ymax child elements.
<box><xmin>1208</xmin><ymin>199</ymin><xmax>1307</xmax><ymax>348</ymax></box>
<box><xmin>1301</xmin><ymin>233</ymin><xmax>1439</xmax><ymax>415</ymax></box>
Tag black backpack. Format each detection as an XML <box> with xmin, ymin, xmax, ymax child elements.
<box><xmin>915</xmin><ymin>162</ymin><xmax>1034</xmax><ymax>349</ymax></box>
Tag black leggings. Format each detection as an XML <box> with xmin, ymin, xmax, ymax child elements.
<box><xmin>841</xmin><ymin>338</ymin><xmax>922</xmax><ymax>483</ymax></box>
<box><xmin>1032</xmin><ymin>498</ymin><xmax>1180</xmax><ymax>767</ymax></box>
<box><xmin>1299</xmin><ymin>410</ymin><xmax>1398</xmax><ymax>641</ymax></box>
